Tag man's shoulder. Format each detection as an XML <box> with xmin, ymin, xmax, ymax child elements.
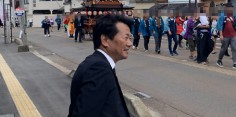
<box><xmin>79</xmin><ymin>52</ymin><xmax>110</xmax><ymax>70</ymax></box>
<box><xmin>73</xmin><ymin>52</ymin><xmax>112</xmax><ymax>82</ymax></box>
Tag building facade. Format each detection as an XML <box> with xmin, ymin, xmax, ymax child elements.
<box><xmin>9</xmin><ymin>0</ymin><xmax>64</xmax><ymax>27</ymax></box>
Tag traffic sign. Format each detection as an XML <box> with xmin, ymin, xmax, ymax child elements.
<box><xmin>15</xmin><ymin>7</ymin><xmax>25</xmax><ymax>16</ymax></box>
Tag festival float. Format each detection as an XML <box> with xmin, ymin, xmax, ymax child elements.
<box><xmin>74</xmin><ymin>0</ymin><xmax>135</xmax><ymax>38</ymax></box>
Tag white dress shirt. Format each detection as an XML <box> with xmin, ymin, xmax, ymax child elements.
<box><xmin>97</xmin><ymin>49</ymin><xmax>115</xmax><ymax>69</ymax></box>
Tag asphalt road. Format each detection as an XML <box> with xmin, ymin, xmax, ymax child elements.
<box><xmin>2</xmin><ymin>27</ymin><xmax>236</xmax><ymax>117</ymax></box>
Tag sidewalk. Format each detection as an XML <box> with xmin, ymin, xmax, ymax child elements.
<box><xmin>0</xmin><ymin>37</ymin><xmax>71</xmax><ymax>117</ymax></box>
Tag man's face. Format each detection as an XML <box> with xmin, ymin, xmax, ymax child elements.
<box><xmin>106</xmin><ymin>22</ymin><xmax>132</xmax><ymax>62</ymax></box>
<box><xmin>169</xmin><ymin>13</ymin><xmax>174</xmax><ymax>18</ymax></box>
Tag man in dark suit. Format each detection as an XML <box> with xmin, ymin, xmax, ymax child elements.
<box><xmin>68</xmin><ymin>14</ymin><xmax>133</xmax><ymax>117</ymax></box>
<box><xmin>74</xmin><ymin>12</ymin><xmax>84</xmax><ymax>42</ymax></box>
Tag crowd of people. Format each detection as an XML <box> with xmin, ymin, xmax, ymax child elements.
<box><xmin>39</xmin><ymin>3</ymin><xmax>236</xmax><ymax>69</ymax></box>
<box><xmin>131</xmin><ymin>4</ymin><xmax>235</xmax><ymax>69</ymax></box>
<box><xmin>41</xmin><ymin>12</ymin><xmax>86</xmax><ymax>43</ymax></box>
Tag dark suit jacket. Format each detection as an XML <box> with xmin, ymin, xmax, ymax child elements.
<box><xmin>74</xmin><ymin>16</ymin><xmax>84</xmax><ymax>29</ymax></box>
<box><xmin>68</xmin><ymin>51</ymin><xmax>130</xmax><ymax>117</ymax></box>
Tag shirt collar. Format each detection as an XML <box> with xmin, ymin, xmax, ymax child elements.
<box><xmin>97</xmin><ymin>49</ymin><xmax>116</xmax><ymax>69</ymax></box>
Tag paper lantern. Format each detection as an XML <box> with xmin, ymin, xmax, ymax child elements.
<box><xmin>93</xmin><ymin>11</ymin><xmax>97</xmax><ymax>15</ymax></box>
<box><xmin>103</xmin><ymin>11</ymin><xmax>108</xmax><ymax>15</ymax></box>
<box><xmin>81</xmin><ymin>11</ymin><xmax>86</xmax><ymax>15</ymax></box>
<box><xmin>88</xmin><ymin>11</ymin><xmax>92</xmax><ymax>15</ymax></box>
<box><xmin>98</xmin><ymin>11</ymin><xmax>103</xmax><ymax>15</ymax></box>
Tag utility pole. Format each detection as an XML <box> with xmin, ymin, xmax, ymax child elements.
<box><xmin>18</xmin><ymin>0</ymin><xmax>29</xmax><ymax>52</ymax></box>
<box><xmin>4</xmin><ymin>0</ymin><xmax>11</xmax><ymax>44</ymax></box>
<box><xmin>10</xmin><ymin>0</ymin><xmax>12</xmax><ymax>43</ymax></box>
<box><xmin>3</xmin><ymin>0</ymin><xmax>7</xmax><ymax>44</ymax></box>
<box><xmin>189</xmin><ymin>0</ymin><xmax>191</xmax><ymax>7</ymax></box>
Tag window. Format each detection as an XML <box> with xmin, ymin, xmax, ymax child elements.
<box><xmin>33</xmin><ymin>0</ymin><xmax>36</xmax><ymax>3</ymax></box>
<box><xmin>52</xmin><ymin>10</ymin><xmax>63</xmax><ymax>14</ymax></box>
<box><xmin>33</xmin><ymin>10</ymin><xmax>51</xmax><ymax>14</ymax></box>
<box><xmin>33</xmin><ymin>4</ymin><xmax>36</xmax><ymax>7</ymax></box>
<box><xmin>39</xmin><ymin>0</ymin><xmax>51</xmax><ymax>1</ymax></box>
<box><xmin>52</xmin><ymin>0</ymin><xmax>63</xmax><ymax>1</ymax></box>
<box><xmin>24</xmin><ymin>0</ymin><xmax>29</xmax><ymax>4</ymax></box>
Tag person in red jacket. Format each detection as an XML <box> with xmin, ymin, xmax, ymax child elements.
<box><xmin>63</xmin><ymin>16</ymin><xmax>69</xmax><ymax>33</ymax></box>
<box><xmin>176</xmin><ymin>16</ymin><xmax>185</xmax><ymax>48</ymax></box>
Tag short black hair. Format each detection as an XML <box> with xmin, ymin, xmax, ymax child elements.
<box><xmin>92</xmin><ymin>14</ymin><xmax>133</xmax><ymax>50</ymax></box>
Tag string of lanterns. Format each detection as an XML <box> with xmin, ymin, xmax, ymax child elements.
<box><xmin>80</xmin><ymin>10</ymin><xmax>132</xmax><ymax>16</ymax></box>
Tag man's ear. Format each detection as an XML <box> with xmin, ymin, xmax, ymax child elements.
<box><xmin>101</xmin><ymin>34</ymin><xmax>109</xmax><ymax>48</ymax></box>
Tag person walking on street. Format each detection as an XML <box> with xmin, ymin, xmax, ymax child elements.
<box><xmin>181</xmin><ymin>17</ymin><xmax>189</xmax><ymax>49</ymax></box>
<box><xmin>216</xmin><ymin>3</ymin><xmax>236</xmax><ymax>69</ymax></box>
<box><xmin>0</xmin><ymin>18</ymin><xmax>3</xmax><ymax>27</ymax></box>
<box><xmin>152</xmin><ymin>15</ymin><xmax>164</xmax><ymax>54</ymax></box>
<box><xmin>165</xmin><ymin>13</ymin><xmax>178</xmax><ymax>56</ymax></box>
<box><xmin>184</xmin><ymin>16</ymin><xmax>197</xmax><ymax>60</ymax></box>
<box><xmin>64</xmin><ymin>16</ymin><xmax>69</xmax><ymax>33</ymax></box>
<box><xmin>138</xmin><ymin>14</ymin><xmax>152</xmax><ymax>52</ymax></box>
<box><xmin>41</xmin><ymin>16</ymin><xmax>51</xmax><ymax>37</ymax></box>
<box><xmin>210</xmin><ymin>17</ymin><xmax>218</xmax><ymax>54</ymax></box>
<box><xmin>50</xmin><ymin>18</ymin><xmax>54</xmax><ymax>32</ymax></box>
<box><xmin>29</xmin><ymin>18</ymin><xmax>33</xmax><ymax>27</ymax></box>
<box><xmin>55</xmin><ymin>16</ymin><xmax>62</xmax><ymax>31</ymax></box>
<box><xmin>131</xmin><ymin>15</ymin><xmax>141</xmax><ymax>50</ymax></box>
<box><xmin>74</xmin><ymin>12</ymin><xmax>84</xmax><ymax>42</ymax></box>
<box><xmin>176</xmin><ymin>16</ymin><xmax>185</xmax><ymax>48</ymax></box>
<box><xmin>15</xmin><ymin>18</ymin><xmax>19</xmax><ymax>27</ymax></box>
<box><xmin>68</xmin><ymin>12</ymin><xmax>75</xmax><ymax>38</ymax></box>
<box><xmin>68</xmin><ymin>14</ymin><xmax>132</xmax><ymax>117</ymax></box>
<box><xmin>196</xmin><ymin>15</ymin><xmax>213</xmax><ymax>64</ymax></box>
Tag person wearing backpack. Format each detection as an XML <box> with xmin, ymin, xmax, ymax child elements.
<box><xmin>216</xmin><ymin>3</ymin><xmax>236</xmax><ymax>69</ymax></box>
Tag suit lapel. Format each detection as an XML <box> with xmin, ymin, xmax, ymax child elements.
<box><xmin>94</xmin><ymin>51</ymin><xmax>130</xmax><ymax>116</ymax></box>
<box><xmin>113</xmin><ymin>70</ymin><xmax>130</xmax><ymax>117</ymax></box>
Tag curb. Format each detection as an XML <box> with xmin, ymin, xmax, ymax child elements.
<box><xmin>123</xmin><ymin>92</ymin><xmax>161</xmax><ymax>117</ymax></box>
<box><xmin>14</xmin><ymin>38</ymin><xmax>29</xmax><ymax>52</ymax></box>
<box><xmin>14</xmin><ymin>38</ymin><xmax>23</xmax><ymax>45</ymax></box>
